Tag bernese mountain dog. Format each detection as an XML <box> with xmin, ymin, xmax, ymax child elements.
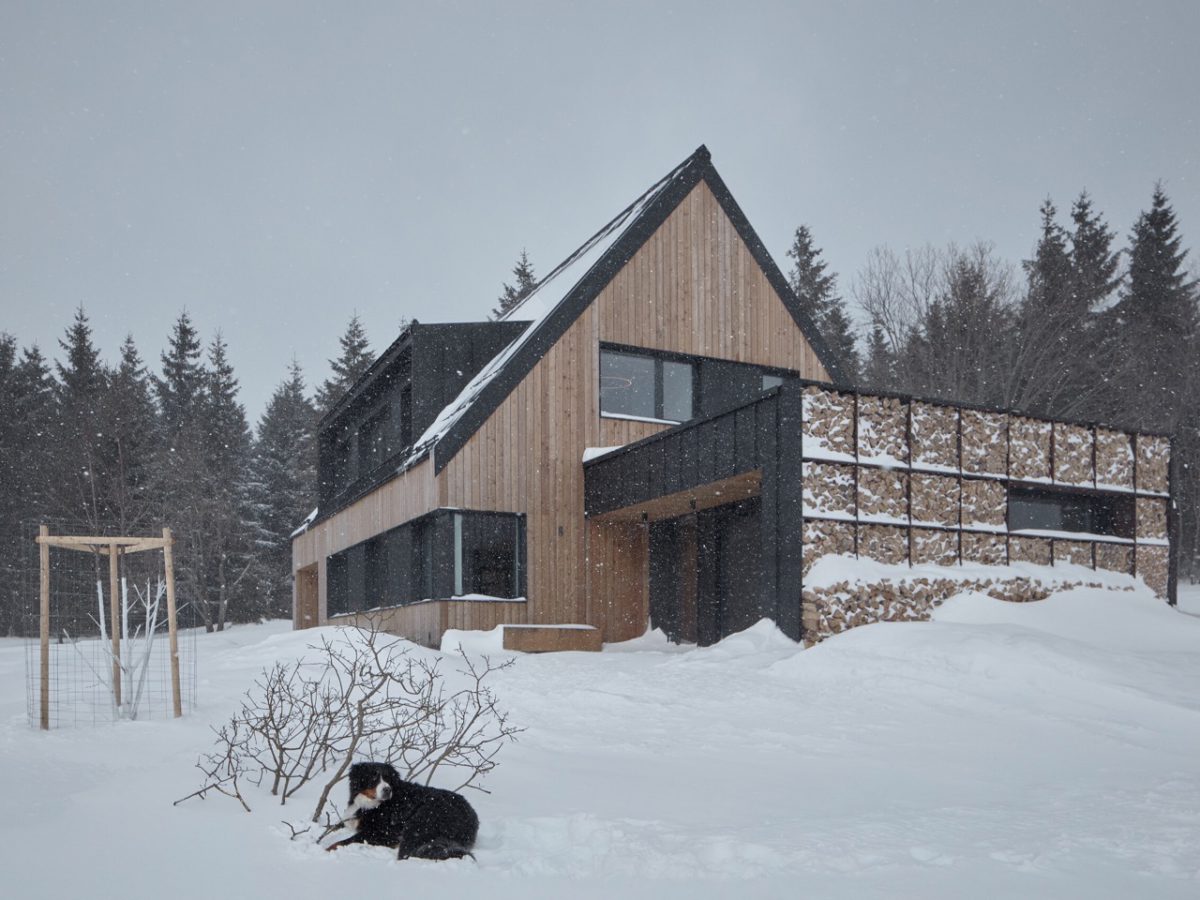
<box><xmin>325</xmin><ymin>761</ymin><xmax>479</xmax><ymax>860</ymax></box>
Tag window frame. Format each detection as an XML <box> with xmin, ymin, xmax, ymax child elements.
<box><xmin>599</xmin><ymin>344</ymin><xmax>696</xmax><ymax>424</ymax></box>
<box><xmin>1006</xmin><ymin>484</ymin><xmax>1134</xmax><ymax>539</ymax></box>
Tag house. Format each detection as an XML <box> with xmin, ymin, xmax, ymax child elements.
<box><xmin>292</xmin><ymin>146</ymin><xmax>1176</xmax><ymax>650</ymax></box>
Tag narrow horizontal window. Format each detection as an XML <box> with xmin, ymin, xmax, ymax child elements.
<box><xmin>1007</xmin><ymin>485</ymin><xmax>1133</xmax><ymax>539</ymax></box>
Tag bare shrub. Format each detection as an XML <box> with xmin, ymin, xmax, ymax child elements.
<box><xmin>175</xmin><ymin>619</ymin><xmax>520</xmax><ymax>823</ymax></box>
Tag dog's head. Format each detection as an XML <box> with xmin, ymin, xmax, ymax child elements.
<box><xmin>346</xmin><ymin>762</ymin><xmax>398</xmax><ymax>812</ymax></box>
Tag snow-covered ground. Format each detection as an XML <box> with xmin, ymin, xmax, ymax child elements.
<box><xmin>2</xmin><ymin>581</ymin><xmax>1199</xmax><ymax>899</ymax></box>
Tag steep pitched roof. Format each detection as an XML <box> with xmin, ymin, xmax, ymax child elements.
<box><xmin>408</xmin><ymin>144</ymin><xmax>846</xmax><ymax>475</ymax></box>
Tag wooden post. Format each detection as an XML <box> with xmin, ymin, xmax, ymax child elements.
<box><xmin>39</xmin><ymin>524</ymin><xmax>50</xmax><ymax>730</ymax></box>
<box><xmin>162</xmin><ymin>527</ymin><xmax>183</xmax><ymax>718</ymax></box>
<box><xmin>109</xmin><ymin>542</ymin><xmax>121</xmax><ymax>709</ymax></box>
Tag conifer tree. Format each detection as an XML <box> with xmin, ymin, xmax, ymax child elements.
<box><xmin>51</xmin><ymin>306</ymin><xmax>111</xmax><ymax>530</ymax></box>
<box><xmin>860</xmin><ymin>320</ymin><xmax>894</xmax><ymax>391</ymax></box>
<box><xmin>786</xmin><ymin>225</ymin><xmax>859</xmax><ymax>383</ymax></box>
<box><xmin>103</xmin><ymin>336</ymin><xmax>159</xmax><ymax>533</ymax></box>
<box><xmin>251</xmin><ymin>361</ymin><xmax>317</xmax><ymax>618</ymax></box>
<box><xmin>491</xmin><ymin>249</ymin><xmax>537</xmax><ymax>319</ymax></box>
<box><xmin>1112</xmin><ymin>184</ymin><xmax>1199</xmax><ymax>431</ymax></box>
<box><xmin>194</xmin><ymin>334</ymin><xmax>261</xmax><ymax>630</ymax></box>
<box><xmin>315</xmin><ymin>314</ymin><xmax>373</xmax><ymax>414</ymax></box>
<box><xmin>156</xmin><ymin>311</ymin><xmax>205</xmax><ymax>435</ymax></box>
<box><xmin>0</xmin><ymin>343</ymin><xmax>58</xmax><ymax>633</ymax></box>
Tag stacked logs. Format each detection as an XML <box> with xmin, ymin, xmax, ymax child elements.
<box><xmin>961</xmin><ymin>409</ymin><xmax>1006</xmax><ymax>475</ymax></box>
<box><xmin>802</xmin><ymin>462</ymin><xmax>855</xmax><ymax>516</ymax></box>
<box><xmin>857</xmin><ymin>468</ymin><xmax>907</xmax><ymax>520</ymax></box>
<box><xmin>911</xmin><ymin>528</ymin><xmax>958</xmax><ymax>565</ymax></box>
<box><xmin>1136</xmin><ymin>435</ymin><xmax>1170</xmax><ymax>493</ymax></box>
<box><xmin>801</xmin><ymin>519</ymin><xmax>855</xmax><ymax>575</ymax></box>
<box><xmin>802</xmin><ymin>386</ymin><xmax>854</xmax><ymax>457</ymax></box>
<box><xmin>910</xmin><ymin>473</ymin><xmax>958</xmax><ymax>526</ymax></box>
<box><xmin>801</xmin><ymin>575</ymin><xmax>1125</xmax><ymax>644</ymax></box>
<box><xmin>910</xmin><ymin>402</ymin><xmax>958</xmax><ymax>469</ymax></box>
<box><xmin>961</xmin><ymin>478</ymin><xmax>1006</xmax><ymax>528</ymax></box>
<box><xmin>1137</xmin><ymin>546</ymin><xmax>1169</xmax><ymax>596</ymax></box>
<box><xmin>1009</xmin><ymin>417</ymin><xmax>1051</xmax><ymax>481</ymax></box>
<box><xmin>1095</xmin><ymin>428</ymin><xmax>1134</xmax><ymax>489</ymax></box>
<box><xmin>1137</xmin><ymin>497</ymin><xmax>1168</xmax><ymax>540</ymax></box>
<box><xmin>857</xmin><ymin>395</ymin><xmax>908</xmax><ymax>463</ymax></box>
<box><xmin>858</xmin><ymin>525</ymin><xmax>908</xmax><ymax>564</ymax></box>
<box><xmin>1053</xmin><ymin>423</ymin><xmax>1094</xmax><ymax>485</ymax></box>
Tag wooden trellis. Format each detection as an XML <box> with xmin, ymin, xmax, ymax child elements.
<box><xmin>35</xmin><ymin>525</ymin><xmax>182</xmax><ymax>729</ymax></box>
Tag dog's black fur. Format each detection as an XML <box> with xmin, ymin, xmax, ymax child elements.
<box><xmin>326</xmin><ymin>762</ymin><xmax>479</xmax><ymax>860</ymax></box>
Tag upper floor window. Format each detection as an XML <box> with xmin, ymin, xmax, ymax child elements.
<box><xmin>600</xmin><ymin>348</ymin><xmax>694</xmax><ymax>423</ymax></box>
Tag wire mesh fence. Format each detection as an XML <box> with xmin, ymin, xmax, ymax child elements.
<box><xmin>17</xmin><ymin>521</ymin><xmax>197</xmax><ymax>729</ymax></box>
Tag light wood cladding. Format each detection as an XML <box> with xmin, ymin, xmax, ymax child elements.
<box><xmin>502</xmin><ymin>626</ymin><xmax>602</xmax><ymax>653</ymax></box>
<box><xmin>340</xmin><ymin>600</ymin><xmax>529</xmax><ymax>649</ymax></box>
<box><xmin>588</xmin><ymin>520</ymin><xmax>648</xmax><ymax>643</ymax></box>
<box><xmin>292</xmin><ymin>459</ymin><xmax>438</xmax><ymax>621</ymax></box>
<box><xmin>436</xmin><ymin>179</ymin><xmax>830</xmax><ymax>637</ymax></box>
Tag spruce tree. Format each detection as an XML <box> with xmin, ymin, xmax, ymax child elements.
<box><xmin>103</xmin><ymin>336</ymin><xmax>159</xmax><ymax>533</ymax></box>
<box><xmin>1113</xmin><ymin>184</ymin><xmax>1199</xmax><ymax>431</ymax></box>
<box><xmin>251</xmin><ymin>361</ymin><xmax>317</xmax><ymax>618</ymax></box>
<box><xmin>491</xmin><ymin>249</ymin><xmax>537</xmax><ymax>319</ymax></box>
<box><xmin>786</xmin><ymin>225</ymin><xmax>859</xmax><ymax>383</ymax></box>
<box><xmin>0</xmin><ymin>343</ymin><xmax>57</xmax><ymax>633</ymax></box>
<box><xmin>860</xmin><ymin>320</ymin><xmax>894</xmax><ymax>391</ymax></box>
<box><xmin>196</xmin><ymin>333</ymin><xmax>261</xmax><ymax>629</ymax></box>
<box><xmin>315</xmin><ymin>314</ymin><xmax>373</xmax><ymax>414</ymax></box>
<box><xmin>1008</xmin><ymin>200</ymin><xmax>1096</xmax><ymax>418</ymax></box>
<box><xmin>51</xmin><ymin>306</ymin><xmax>111</xmax><ymax>530</ymax></box>
<box><xmin>156</xmin><ymin>311</ymin><xmax>205</xmax><ymax>435</ymax></box>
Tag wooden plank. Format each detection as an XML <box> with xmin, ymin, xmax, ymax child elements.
<box><xmin>163</xmin><ymin>527</ymin><xmax>183</xmax><ymax>717</ymax></box>
<box><xmin>39</xmin><ymin>524</ymin><xmax>50</xmax><ymax>730</ymax></box>
<box><xmin>109</xmin><ymin>543</ymin><xmax>121</xmax><ymax>709</ymax></box>
<box><xmin>502</xmin><ymin>625</ymin><xmax>602</xmax><ymax>653</ymax></box>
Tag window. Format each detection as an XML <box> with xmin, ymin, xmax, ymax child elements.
<box><xmin>1007</xmin><ymin>486</ymin><xmax>1133</xmax><ymax>538</ymax></box>
<box><xmin>600</xmin><ymin>348</ymin><xmax>695</xmax><ymax>423</ymax></box>
<box><xmin>761</xmin><ymin>373</ymin><xmax>784</xmax><ymax>391</ymax></box>
<box><xmin>457</xmin><ymin>512</ymin><xmax>524</xmax><ymax>598</ymax></box>
<box><xmin>326</xmin><ymin>510</ymin><xmax>526</xmax><ymax>614</ymax></box>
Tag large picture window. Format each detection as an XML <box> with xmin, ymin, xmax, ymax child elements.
<box><xmin>600</xmin><ymin>348</ymin><xmax>694</xmax><ymax>423</ymax></box>
<box><xmin>326</xmin><ymin>509</ymin><xmax>526</xmax><ymax>616</ymax></box>
<box><xmin>1007</xmin><ymin>485</ymin><xmax>1133</xmax><ymax>538</ymax></box>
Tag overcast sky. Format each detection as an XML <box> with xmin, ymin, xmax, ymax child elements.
<box><xmin>2</xmin><ymin>1</ymin><xmax>1197</xmax><ymax>420</ymax></box>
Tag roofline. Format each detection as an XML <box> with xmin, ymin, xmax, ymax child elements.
<box><xmin>317</xmin><ymin>319</ymin><xmax>532</xmax><ymax>429</ymax></box>
<box><xmin>430</xmin><ymin>145</ymin><xmax>847</xmax><ymax>474</ymax></box>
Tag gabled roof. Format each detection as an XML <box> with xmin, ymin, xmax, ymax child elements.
<box><xmin>407</xmin><ymin>144</ymin><xmax>846</xmax><ymax>475</ymax></box>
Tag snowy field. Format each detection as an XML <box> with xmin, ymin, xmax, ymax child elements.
<box><xmin>2</xmin><ymin>581</ymin><xmax>1199</xmax><ymax>899</ymax></box>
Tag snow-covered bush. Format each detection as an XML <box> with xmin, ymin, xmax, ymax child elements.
<box><xmin>177</xmin><ymin>621</ymin><xmax>520</xmax><ymax>824</ymax></box>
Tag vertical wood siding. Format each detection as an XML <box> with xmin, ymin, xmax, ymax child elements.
<box><xmin>436</xmin><ymin>179</ymin><xmax>830</xmax><ymax>635</ymax></box>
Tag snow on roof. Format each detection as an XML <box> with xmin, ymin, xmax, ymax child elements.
<box><xmin>289</xmin><ymin>507</ymin><xmax>318</xmax><ymax>538</ymax></box>
<box><xmin>400</xmin><ymin>150</ymin><xmax>701</xmax><ymax>471</ymax></box>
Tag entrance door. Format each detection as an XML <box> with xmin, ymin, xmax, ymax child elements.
<box><xmin>714</xmin><ymin>499</ymin><xmax>762</xmax><ymax>637</ymax></box>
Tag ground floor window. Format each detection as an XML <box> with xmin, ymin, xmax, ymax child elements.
<box><xmin>325</xmin><ymin>509</ymin><xmax>526</xmax><ymax>615</ymax></box>
<box><xmin>1007</xmin><ymin>485</ymin><xmax>1133</xmax><ymax>538</ymax></box>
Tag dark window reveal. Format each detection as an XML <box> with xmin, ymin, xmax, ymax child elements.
<box><xmin>1007</xmin><ymin>486</ymin><xmax>1133</xmax><ymax>538</ymax></box>
<box><xmin>600</xmin><ymin>349</ymin><xmax>694</xmax><ymax>423</ymax></box>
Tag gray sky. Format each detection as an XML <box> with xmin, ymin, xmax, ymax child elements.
<box><xmin>2</xmin><ymin>0</ymin><xmax>1197</xmax><ymax>421</ymax></box>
